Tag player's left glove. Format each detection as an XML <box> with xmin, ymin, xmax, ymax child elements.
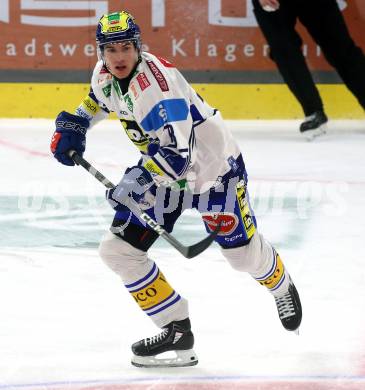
<box><xmin>106</xmin><ymin>166</ymin><xmax>156</xmax><ymax>211</ymax></box>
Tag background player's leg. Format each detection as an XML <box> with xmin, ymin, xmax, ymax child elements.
<box><xmin>252</xmin><ymin>0</ymin><xmax>327</xmax><ymax>138</ymax></box>
<box><xmin>298</xmin><ymin>0</ymin><xmax>365</xmax><ymax>110</ymax></box>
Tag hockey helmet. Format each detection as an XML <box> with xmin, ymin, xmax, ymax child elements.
<box><xmin>96</xmin><ymin>11</ymin><xmax>141</xmax><ymax>52</ymax></box>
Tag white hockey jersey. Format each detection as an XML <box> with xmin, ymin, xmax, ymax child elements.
<box><xmin>76</xmin><ymin>52</ymin><xmax>240</xmax><ymax>194</ymax></box>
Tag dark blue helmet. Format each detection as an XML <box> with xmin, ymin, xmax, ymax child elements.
<box><xmin>96</xmin><ymin>11</ymin><xmax>141</xmax><ymax>51</ymax></box>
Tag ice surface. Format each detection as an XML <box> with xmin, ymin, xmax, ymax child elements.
<box><xmin>0</xmin><ymin>119</ymin><xmax>364</xmax><ymax>390</ymax></box>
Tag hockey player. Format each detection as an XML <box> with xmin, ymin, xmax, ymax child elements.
<box><xmin>50</xmin><ymin>11</ymin><xmax>302</xmax><ymax>367</ymax></box>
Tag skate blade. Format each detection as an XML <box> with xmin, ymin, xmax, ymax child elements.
<box><xmin>301</xmin><ymin>124</ymin><xmax>327</xmax><ymax>141</ymax></box>
<box><xmin>131</xmin><ymin>349</ymin><xmax>198</xmax><ymax>368</ymax></box>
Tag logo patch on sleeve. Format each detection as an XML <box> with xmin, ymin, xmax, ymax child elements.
<box><xmin>146</xmin><ymin>60</ymin><xmax>169</xmax><ymax>92</ymax></box>
<box><xmin>157</xmin><ymin>56</ymin><xmax>175</xmax><ymax>68</ymax></box>
<box><xmin>81</xmin><ymin>96</ymin><xmax>100</xmax><ymax>115</ymax></box>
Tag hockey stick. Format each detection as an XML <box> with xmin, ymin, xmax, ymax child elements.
<box><xmin>67</xmin><ymin>150</ymin><xmax>220</xmax><ymax>259</ymax></box>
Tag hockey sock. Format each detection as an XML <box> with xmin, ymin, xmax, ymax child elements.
<box><xmin>251</xmin><ymin>248</ymin><xmax>289</xmax><ymax>296</ymax></box>
<box><xmin>124</xmin><ymin>261</ymin><xmax>188</xmax><ymax>326</ymax></box>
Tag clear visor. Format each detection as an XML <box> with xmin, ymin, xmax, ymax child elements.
<box><xmin>97</xmin><ymin>39</ymin><xmax>137</xmax><ymax>59</ymax></box>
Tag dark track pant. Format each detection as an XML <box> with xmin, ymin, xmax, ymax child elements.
<box><xmin>253</xmin><ymin>0</ymin><xmax>365</xmax><ymax>115</ymax></box>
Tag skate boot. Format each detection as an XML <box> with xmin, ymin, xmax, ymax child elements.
<box><xmin>131</xmin><ymin>318</ymin><xmax>198</xmax><ymax>367</ymax></box>
<box><xmin>274</xmin><ymin>278</ymin><xmax>302</xmax><ymax>333</ymax></box>
<box><xmin>299</xmin><ymin>110</ymin><xmax>328</xmax><ymax>141</ymax></box>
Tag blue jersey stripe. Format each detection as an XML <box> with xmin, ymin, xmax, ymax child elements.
<box><xmin>141</xmin><ymin>99</ymin><xmax>189</xmax><ymax>132</ymax></box>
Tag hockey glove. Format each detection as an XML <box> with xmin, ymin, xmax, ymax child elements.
<box><xmin>106</xmin><ymin>166</ymin><xmax>156</xmax><ymax>211</ymax></box>
<box><xmin>146</xmin><ymin>139</ymin><xmax>189</xmax><ymax>179</ymax></box>
<box><xmin>50</xmin><ymin>111</ymin><xmax>89</xmax><ymax>166</ymax></box>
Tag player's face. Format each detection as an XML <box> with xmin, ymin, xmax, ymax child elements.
<box><xmin>103</xmin><ymin>41</ymin><xmax>138</xmax><ymax>79</ymax></box>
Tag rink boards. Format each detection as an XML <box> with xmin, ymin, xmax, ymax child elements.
<box><xmin>1</xmin><ymin>83</ymin><xmax>364</xmax><ymax>120</ymax></box>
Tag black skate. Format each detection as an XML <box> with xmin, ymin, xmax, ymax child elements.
<box><xmin>131</xmin><ymin>318</ymin><xmax>198</xmax><ymax>367</ymax></box>
<box><xmin>299</xmin><ymin>110</ymin><xmax>328</xmax><ymax>140</ymax></box>
<box><xmin>274</xmin><ymin>280</ymin><xmax>302</xmax><ymax>333</ymax></box>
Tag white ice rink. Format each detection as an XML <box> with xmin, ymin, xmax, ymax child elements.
<box><xmin>1</xmin><ymin>119</ymin><xmax>365</xmax><ymax>390</ymax></box>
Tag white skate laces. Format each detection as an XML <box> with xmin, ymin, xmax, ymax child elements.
<box><xmin>144</xmin><ymin>328</ymin><xmax>169</xmax><ymax>346</ymax></box>
<box><xmin>273</xmin><ymin>280</ymin><xmax>302</xmax><ymax>332</ymax></box>
<box><xmin>275</xmin><ymin>291</ymin><xmax>296</xmax><ymax>320</ymax></box>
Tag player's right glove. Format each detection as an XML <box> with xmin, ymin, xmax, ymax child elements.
<box><xmin>50</xmin><ymin>111</ymin><xmax>89</xmax><ymax>166</ymax></box>
<box><xmin>106</xmin><ymin>166</ymin><xmax>156</xmax><ymax>211</ymax></box>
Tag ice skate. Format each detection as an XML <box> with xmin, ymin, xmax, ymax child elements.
<box><xmin>299</xmin><ymin>110</ymin><xmax>328</xmax><ymax>141</ymax></box>
<box><xmin>131</xmin><ymin>318</ymin><xmax>198</xmax><ymax>368</ymax></box>
<box><xmin>274</xmin><ymin>279</ymin><xmax>302</xmax><ymax>332</ymax></box>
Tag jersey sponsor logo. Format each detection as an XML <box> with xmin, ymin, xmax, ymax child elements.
<box><xmin>146</xmin><ymin>60</ymin><xmax>169</xmax><ymax>92</ymax></box>
<box><xmin>75</xmin><ymin>107</ymin><xmax>93</xmax><ymax>121</ymax></box>
<box><xmin>81</xmin><ymin>96</ymin><xmax>100</xmax><ymax>114</ymax></box>
<box><xmin>130</xmin><ymin>82</ymin><xmax>139</xmax><ymax>99</ymax></box>
<box><xmin>157</xmin><ymin>56</ymin><xmax>175</xmax><ymax>68</ymax></box>
<box><xmin>99</xmin><ymin>66</ymin><xmax>110</xmax><ymax>74</ymax></box>
<box><xmin>121</xmin><ymin>119</ymin><xmax>149</xmax><ymax>153</ymax></box>
<box><xmin>141</xmin><ymin>99</ymin><xmax>189</xmax><ymax>132</ymax></box>
<box><xmin>236</xmin><ymin>180</ymin><xmax>256</xmax><ymax>239</ymax></box>
<box><xmin>144</xmin><ymin>159</ymin><xmax>165</xmax><ymax>178</ymax></box>
<box><xmin>98</xmin><ymin>73</ymin><xmax>112</xmax><ymax>84</ymax></box>
<box><xmin>202</xmin><ymin>212</ymin><xmax>239</xmax><ymax>236</ymax></box>
<box><xmin>137</xmin><ymin>72</ymin><xmax>151</xmax><ymax>91</ymax></box>
<box><xmin>124</xmin><ymin>93</ymin><xmax>134</xmax><ymax>112</ymax></box>
<box><xmin>102</xmin><ymin>84</ymin><xmax>111</xmax><ymax>97</ymax></box>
